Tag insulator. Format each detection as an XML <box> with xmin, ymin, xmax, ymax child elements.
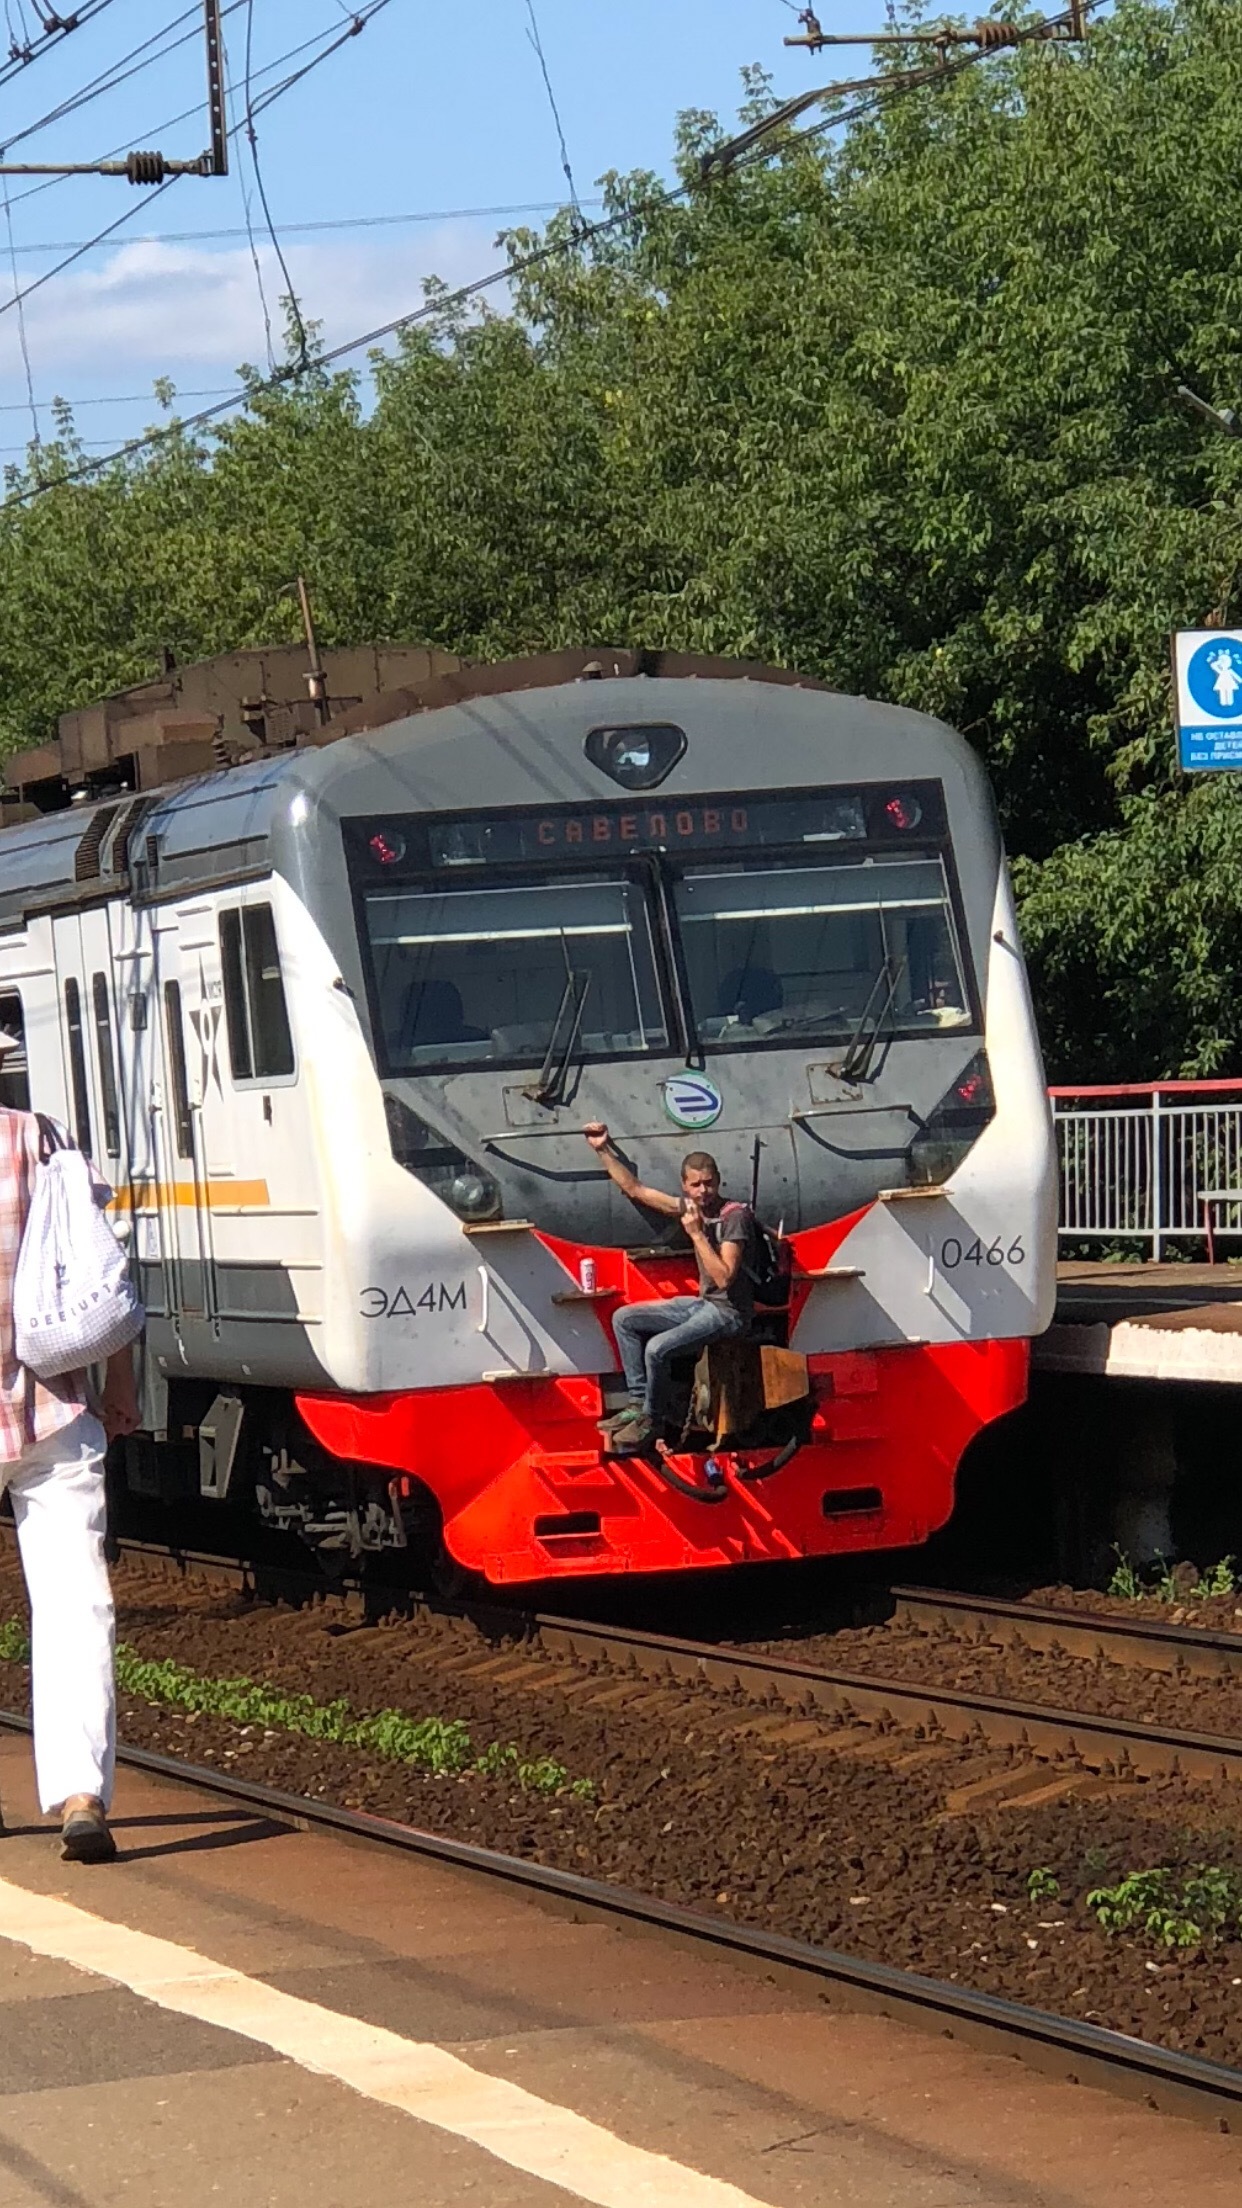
<box><xmin>973</xmin><ymin>20</ymin><xmax>1021</xmax><ymax>48</ymax></box>
<box><xmin>125</xmin><ymin>150</ymin><xmax>167</xmax><ymax>186</ymax></box>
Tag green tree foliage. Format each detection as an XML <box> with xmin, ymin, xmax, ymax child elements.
<box><xmin>6</xmin><ymin>2</ymin><xmax>1242</xmax><ymax>1075</ymax></box>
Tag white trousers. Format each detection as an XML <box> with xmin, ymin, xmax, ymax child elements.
<box><xmin>1</xmin><ymin>1412</ymin><xmax>115</xmax><ymax>1814</ymax></box>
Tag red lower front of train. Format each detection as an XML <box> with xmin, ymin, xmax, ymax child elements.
<box><xmin>294</xmin><ymin>1222</ymin><xmax>1029</xmax><ymax>1585</ymax></box>
<box><xmin>296</xmin><ymin>1336</ymin><xmax>1027</xmax><ymax>1584</ymax></box>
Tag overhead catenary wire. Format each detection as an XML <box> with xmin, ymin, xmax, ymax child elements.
<box><xmin>0</xmin><ymin>6</ymin><xmax>1091</xmax><ymax>507</ymax></box>
<box><xmin>0</xmin><ymin>3</ymin><xmax>396</xmax><ymax>367</ymax></box>
<box><xmin>0</xmin><ymin>4</ymin><xmax>212</xmax><ymax>159</ymax></box>
<box><xmin>1</xmin><ymin>181</ymin><xmax>38</xmax><ymax>452</ymax></box>
<box><xmin>237</xmin><ymin>4</ymin><xmax>274</xmax><ymax>368</ymax></box>
<box><xmin>715</xmin><ymin>0</ymin><xmax>1097</xmax><ymax>167</ymax></box>
<box><xmin>0</xmin><ymin>175</ymin><xmax>176</xmax><ymax>327</ymax></box>
<box><xmin>0</xmin><ymin>200</ymin><xmax>606</xmax><ymax>254</ymax></box>
<box><xmin>0</xmin><ymin>386</ymin><xmax>233</xmax><ymax>408</ymax></box>
<box><xmin>241</xmin><ymin>0</ymin><xmax>310</xmax><ymax>373</ymax></box>
<box><xmin>524</xmin><ymin>0</ymin><xmax>583</xmax><ymax>223</ymax></box>
<box><xmin>3</xmin><ymin>1</ymin><xmax>380</xmax><ymax>210</ymax></box>
<box><xmin>0</xmin><ymin>0</ymin><xmax>120</xmax><ymax>97</ymax></box>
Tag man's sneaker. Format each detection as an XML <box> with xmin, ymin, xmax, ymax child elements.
<box><xmin>597</xmin><ymin>1404</ymin><xmax>643</xmax><ymax>1437</ymax></box>
<box><xmin>608</xmin><ymin>1413</ymin><xmax>656</xmax><ymax>1456</ymax></box>
<box><xmin>60</xmin><ymin>1801</ymin><xmax>117</xmax><ymax>1864</ymax></box>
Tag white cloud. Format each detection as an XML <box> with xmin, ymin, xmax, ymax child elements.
<box><xmin>0</xmin><ymin>220</ymin><xmax>500</xmax><ymax>401</ymax></box>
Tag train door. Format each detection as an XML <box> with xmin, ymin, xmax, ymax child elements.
<box><xmin>50</xmin><ymin>906</ymin><xmax>126</xmax><ymax>1178</ymax></box>
<box><xmin>50</xmin><ymin>899</ymin><xmax>144</xmax><ymax>1305</ymax></box>
<box><xmin>147</xmin><ymin>908</ymin><xmax>212</xmax><ymax>1333</ymax></box>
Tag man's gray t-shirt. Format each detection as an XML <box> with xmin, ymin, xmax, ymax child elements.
<box><xmin>688</xmin><ymin>1203</ymin><xmax>755</xmax><ymax>1324</ymax></box>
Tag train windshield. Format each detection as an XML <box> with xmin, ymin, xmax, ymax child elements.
<box><xmin>361</xmin><ymin>875</ymin><xmax>669</xmax><ymax>1071</ymax></box>
<box><xmin>674</xmin><ymin>856</ymin><xmax>971</xmax><ymax>1045</ymax></box>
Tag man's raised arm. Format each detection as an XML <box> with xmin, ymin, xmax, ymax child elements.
<box><xmin>583</xmin><ymin>1123</ymin><xmax>682</xmax><ymax>1218</ymax></box>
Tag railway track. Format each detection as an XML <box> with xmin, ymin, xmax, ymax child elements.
<box><xmin>52</xmin><ymin>1534</ymin><xmax>1242</xmax><ymax>1789</ymax></box>
<box><xmin>8</xmin><ymin>1533</ymin><xmax>1242</xmax><ymax>2125</ymax></box>
<box><xmin>0</xmin><ymin>1701</ymin><xmax>1238</xmax><ymax>2134</ymax></box>
<box><xmin>891</xmin><ymin>1584</ymin><xmax>1242</xmax><ymax>1678</ymax></box>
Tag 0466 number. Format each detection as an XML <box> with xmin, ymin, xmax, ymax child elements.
<box><xmin>940</xmin><ymin>1235</ymin><xmax>1025</xmax><ymax>1269</ymax></box>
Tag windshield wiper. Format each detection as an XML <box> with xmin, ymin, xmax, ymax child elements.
<box><xmin>522</xmin><ymin>937</ymin><xmax>592</xmax><ymax>1107</ymax></box>
<box><xmin>831</xmin><ymin>955</ymin><xmax>906</xmax><ymax>1084</ymax></box>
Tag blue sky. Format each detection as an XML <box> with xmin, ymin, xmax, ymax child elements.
<box><xmin>0</xmin><ymin>1</ymin><xmax>820</xmax><ymax>462</ymax></box>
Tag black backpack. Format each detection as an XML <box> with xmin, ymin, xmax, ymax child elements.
<box><xmin>720</xmin><ymin>1203</ymin><xmax>792</xmax><ymax>1309</ymax></box>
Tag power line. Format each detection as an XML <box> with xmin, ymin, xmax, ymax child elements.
<box><xmin>524</xmin><ymin>0</ymin><xmax>582</xmax><ymax>221</ymax></box>
<box><xmin>0</xmin><ymin>0</ymin><xmax>120</xmax><ymax>98</ymax></box>
<box><xmin>0</xmin><ymin>200</ymin><xmax>605</xmax><ymax>253</ymax></box>
<box><xmin>0</xmin><ymin>184</ymin><xmax>690</xmax><ymax>503</ymax></box>
<box><xmin>0</xmin><ymin>388</ymin><xmax>233</xmax><ymax>410</ymax></box>
<box><xmin>0</xmin><ymin>176</ymin><xmax>175</xmax><ymax>328</ymax></box>
<box><xmin>2</xmin><ymin>3</ymin><xmax>368</xmax><ymax>210</ymax></box>
<box><xmin>0</xmin><ymin>3</ymin><xmax>395</xmax><ymax>353</ymax></box>
<box><xmin>713</xmin><ymin>0</ymin><xmax>1096</xmax><ymax>168</ymax></box>
<box><xmin>1</xmin><ymin>182</ymin><xmax>38</xmax><ymax>448</ymax></box>
<box><xmin>237</xmin><ymin>5</ymin><xmax>274</xmax><ymax>367</ymax></box>
<box><xmin>0</xmin><ymin>5</ymin><xmax>208</xmax><ymax>159</ymax></box>
<box><xmin>0</xmin><ymin>6</ymin><xmax>1088</xmax><ymax>510</ymax></box>
<box><xmin>242</xmin><ymin>0</ymin><xmax>308</xmax><ymax>371</ymax></box>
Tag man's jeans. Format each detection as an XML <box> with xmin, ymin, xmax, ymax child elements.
<box><xmin>612</xmin><ymin>1297</ymin><xmax>745</xmax><ymax>1418</ymax></box>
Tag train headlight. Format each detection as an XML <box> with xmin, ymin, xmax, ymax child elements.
<box><xmin>585</xmin><ymin>722</ymin><xmax>686</xmax><ymax>790</ymax></box>
<box><xmin>448</xmin><ymin>1170</ymin><xmax>503</xmax><ymax>1222</ymax></box>
<box><xmin>907</xmin><ymin>1052</ymin><xmax>995</xmax><ymax>1185</ymax></box>
<box><xmin>385</xmin><ymin>1096</ymin><xmax>503</xmax><ymax>1222</ymax></box>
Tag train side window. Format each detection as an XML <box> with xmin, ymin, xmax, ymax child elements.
<box><xmin>0</xmin><ymin>990</ymin><xmax>29</xmax><ymax>1111</ymax></box>
<box><xmin>220</xmin><ymin>903</ymin><xmax>295</xmax><ymax>1082</ymax></box>
<box><xmin>219</xmin><ymin>908</ymin><xmax>252</xmax><ymax>1079</ymax></box>
<box><xmin>91</xmin><ymin>972</ymin><xmax>121</xmax><ymax>1157</ymax></box>
<box><xmin>63</xmin><ymin>978</ymin><xmax>93</xmax><ymax>1156</ymax></box>
<box><xmin>163</xmin><ymin>981</ymin><xmax>194</xmax><ymax>1159</ymax></box>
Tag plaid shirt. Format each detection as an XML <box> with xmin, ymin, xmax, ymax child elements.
<box><xmin>0</xmin><ymin>1108</ymin><xmax>89</xmax><ymax>1464</ymax></box>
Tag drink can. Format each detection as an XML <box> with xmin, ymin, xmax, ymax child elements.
<box><xmin>579</xmin><ymin>1257</ymin><xmax>597</xmax><ymax>1294</ymax></box>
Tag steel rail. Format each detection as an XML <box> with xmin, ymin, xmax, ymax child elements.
<box><xmin>19</xmin><ymin>1530</ymin><xmax>1242</xmax><ymax>1783</ymax></box>
<box><xmin>530</xmin><ymin>1613</ymin><xmax>1242</xmax><ymax>1785</ymax></box>
<box><xmin>0</xmin><ymin>1707</ymin><xmax>1237</xmax><ymax>2134</ymax></box>
<box><xmin>892</xmin><ymin>1585</ymin><xmax>1242</xmax><ymax>1680</ymax></box>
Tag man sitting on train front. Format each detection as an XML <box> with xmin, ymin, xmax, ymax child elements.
<box><xmin>582</xmin><ymin>1123</ymin><xmax>754</xmax><ymax>1455</ymax></box>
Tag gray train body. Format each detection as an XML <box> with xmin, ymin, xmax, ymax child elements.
<box><xmin>0</xmin><ymin>654</ymin><xmax>1056</xmax><ymax>1581</ymax></box>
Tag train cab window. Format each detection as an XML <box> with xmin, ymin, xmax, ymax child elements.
<box><xmin>674</xmin><ymin>857</ymin><xmax>972</xmax><ymax>1047</ymax></box>
<box><xmin>63</xmin><ymin>978</ymin><xmax>93</xmax><ymax>1156</ymax></box>
<box><xmin>220</xmin><ymin>904</ymin><xmax>295</xmax><ymax>1082</ymax></box>
<box><xmin>91</xmin><ymin>972</ymin><xmax>121</xmax><ymax>1157</ymax></box>
<box><xmin>0</xmin><ymin>992</ymin><xmax>29</xmax><ymax>1111</ymax></box>
<box><xmin>361</xmin><ymin>876</ymin><xmax>668</xmax><ymax>1072</ymax></box>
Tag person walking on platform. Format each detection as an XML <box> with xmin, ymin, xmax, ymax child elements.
<box><xmin>583</xmin><ymin>1122</ymin><xmax>755</xmax><ymax>1454</ymax></box>
<box><xmin>0</xmin><ymin>1064</ymin><xmax>140</xmax><ymax>1862</ymax></box>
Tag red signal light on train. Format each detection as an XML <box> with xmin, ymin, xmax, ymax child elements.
<box><xmin>884</xmin><ymin>794</ymin><xmax>922</xmax><ymax>831</ymax></box>
<box><xmin>369</xmin><ymin>831</ymin><xmax>407</xmax><ymax>867</ymax></box>
<box><xmin>956</xmin><ymin>1072</ymin><xmax>985</xmax><ymax>1105</ymax></box>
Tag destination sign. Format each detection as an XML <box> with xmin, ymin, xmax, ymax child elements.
<box><xmin>352</xmin><ymin>783</ymin><xmax>945</xmax><ymax>876</ymax></box>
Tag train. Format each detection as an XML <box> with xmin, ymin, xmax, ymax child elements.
<box><xmin>0</xmin><ymin>648</ymin><xmax>1057</xmax><ymax>1585</ymax></box>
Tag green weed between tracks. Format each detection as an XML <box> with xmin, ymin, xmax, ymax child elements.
<box><xmin>1025</xmin><ymin>1858</ymin><xmax>1242</xmax><ymax>1951</ymax></box>
<box><xmin>0</xmin><ymin>1620</ymin><xmax>594</xmax><ymax>1800</ymax></box>
<box><xmin>1107</xmin><ymin>1549</ymin><xmax>1238</xmax><ymax>1602</ymax></box>
<box><xmin>1085</xmin><ymin>1866</ymin><xmax>1242</xmax><ymax>1951</ymax></box>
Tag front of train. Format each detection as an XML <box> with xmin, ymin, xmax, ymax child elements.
<box><xmin>276</xmin><ymin>652</ymin><xmax>1057</xmax><ymax>1584</ymax></box>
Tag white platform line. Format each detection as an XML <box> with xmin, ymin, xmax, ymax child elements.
<box><xmin>0</xmin><ymin>1876</ymin><xmax>777</xmax><ymax>2208</ymax></box>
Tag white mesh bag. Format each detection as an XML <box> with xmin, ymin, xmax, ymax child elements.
<box><xmin>12</xmin><ymin>1117</ymin><xmax>144</xmax><ymax>1380</ymax></box>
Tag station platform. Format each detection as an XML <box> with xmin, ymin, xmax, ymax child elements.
<box><xmin>1</xmin><ymin>1739</ymin><xmax>1240</xmax><ymax>2208</ymax></box>
<box><xmin>1038</xmin><ymin>1263</ymin><xmax>1242</xmax><ymax>1383</ymax></box>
